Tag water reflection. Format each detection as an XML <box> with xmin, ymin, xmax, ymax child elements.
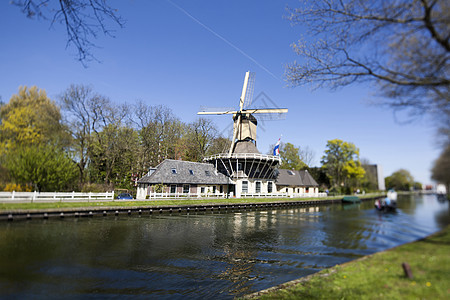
<box><xmin>0</xmin><ymin>195</ymin><xmax>448</xmax><ymax>299</ymax></box>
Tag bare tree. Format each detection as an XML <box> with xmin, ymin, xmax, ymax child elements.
<box><xmin>13</xmin><ymin>0</ymin><xmax>124</xmax><ymax>65</ymax></box>
<box><xmin>286</xmin><ymin>0</ymin><xmax>449</xmax><ymax>123</ymax></box>
<box><xmin>132</xmin><ymin>102</ymin><xmax>184</xmax><ymax>169</ymax></box>
<box><xmin>184</xmin><ymin>118</ymin><xmax>218</xmax><ymax>162</ymax></box>
<box><xmin>59</xmin><ymin>84</ymin><xmax>112</xmax><ymax>183</ymax></box>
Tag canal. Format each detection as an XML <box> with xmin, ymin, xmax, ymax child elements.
<box><xmin>0</xmin><ymin>194</ymin><xmax>448</xmax><ymax>299</ymax></box>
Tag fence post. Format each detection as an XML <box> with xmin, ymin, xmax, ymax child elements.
<box><xmin>72</xmin><ymin>191</ymin><xmax>75</xmax><ymax>200</ymax></box>
<box><xmin>88</xmin><ymin>192</ymin><xmax>91</xmax><ymax>203</ymax></box>
<box><xmin>12</xmin><ymin>190</ymin><xmax>15</xmax><ymax>201</ymax></box>
<box><xmin>32</xmin><ymin>190</ymin><xmax>37</xmax><ymax>203</ymax></box>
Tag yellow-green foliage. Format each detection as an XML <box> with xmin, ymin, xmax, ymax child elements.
<box><xmin>3</xmin><ymin>183</ymin><xmax>32</xmax><ymax>192</ymax></box>
<box><xmin>0</xmin><ymin>86</ymin><xmax>64</xmax><ymax>151</ymax></box>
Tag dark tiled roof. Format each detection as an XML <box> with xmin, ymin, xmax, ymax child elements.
<box><xmin>138</xmin><ymin>159</ymin><xmax>230</xmax><ymax>185</ymax></box>
<box><xmin>299</xmin><ymin>170</ymin><xmax>319</xmax><ymax>186</ymax></box>
<box><xmin>276</xmin><ymin>169</ymin><xmax>318</xmax><ymax>187</ymax></box>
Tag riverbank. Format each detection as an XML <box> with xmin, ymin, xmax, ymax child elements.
<box><xmin>245</xmin><ymin>225</ymin><xmax>450</xmax><ymax>299</ymax></box>
<box><xmin>0</xmin><ymin>194</ymin><xmax>384</xmax><ymax>220</ymax></box>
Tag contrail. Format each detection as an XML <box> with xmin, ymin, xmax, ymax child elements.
<box><xmin>165</xmin><ymin>0</ymin><xmax>281</xmax><ymax>82</ymax></box>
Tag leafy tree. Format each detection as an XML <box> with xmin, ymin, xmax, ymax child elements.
<box><xmin>385</xmin><ymin>169</ymin><xmax>415</xmax><ymax>191</ymax></box>
<box><xmin>5</xmin><ymin>144</ymin><xmax>78</xmax><ymax>191</ymax></box>
<box><xmin>286</xmin><ymin>0</ymin><xmax>449</xmax><ymax>125</ymax></box>
<box><xmin>12</xmin><ymin>0</ymin><xmax>124</xmax><ymax>64</ymax></box>
<box><xmin>413</xmin><ymin>182</ymin><xmax>423</xmax><ymax>190</ymax></box>
<box><xmin>0</xmin><ymin>86</ymin><xmax>66</xmax><ymax>150</ymax></box>
<box><xmin>308</xmin><ymin>167</ymin><xmax>330</xmax><ymax>190</ymax></box>
<box><xmin>321</xmin><ymin>139</ymin><xmax>365</xmax><ymax>191</ymax></box>
<box><xmin>279</xmin><ymin>142</ymin><xmax>307</xmax><ymax>170</ymax></box>
<box><xmin>89</xmin><ymin>122</ymin><xmax>139</xmax><ymax>187</ymax></box>
<box><xmin>431</xmin><ymin>144</ymin><xmax>450</xmax><ymax>194</ymax></box>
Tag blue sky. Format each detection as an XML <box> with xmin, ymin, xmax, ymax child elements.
<box><xmin>0</xmin><ymin>1</ymin><xmax>441</xmax><ymax>184</ymax></box>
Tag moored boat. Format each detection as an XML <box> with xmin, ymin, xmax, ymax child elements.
<box><xmin>342</xmin><ymin>196</ymin><xmax>361</xmax><ymax>203</ymax></box>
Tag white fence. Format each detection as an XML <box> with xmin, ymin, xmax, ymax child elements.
<box><xmin>145</xmin><ymin>192</ymin><xmax>228</xmax><ymax>199</ymax></box>
<box><xmin>241</xmin><ymin>192</ymin><xmax>328</xmax><ymax>198</ymax></box>
<box><xmin>143</xmin><ymin>192</ymin><xmax>328</xmax><ymax>200</ymax></box>
<box><xmin>0</xmin><ymin>191</ymin><xmax>114</xmax><ymax>203</ymax></box>
<box><xmin>0</xmin><ymin>191</ymin><xmax>328</xmax><ymax>203</ymax></box>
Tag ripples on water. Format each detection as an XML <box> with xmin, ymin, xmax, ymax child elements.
<box><xmin>0</xmin><ymin>194</ymin><xmax>448</xmax><ymax>299</ymax></box>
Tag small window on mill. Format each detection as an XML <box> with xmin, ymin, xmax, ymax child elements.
<box><xmin>287</xmin><ymin>170</ymin><xmax>295</xmax><ymax>176</ymax></box>
<box><xmin>205</xmin><ymin>170</ymin><xmax>211</xmax><ymax>176</ymax></box>
<box><xmin>189</xmin><ymin>170</ymin><xmax>194</xmax><ymax>175</ymax></box>
<box><xmin>171</xmin><ymin>168</ymin><xmax>177</xmax><ymax>174</ymax></box>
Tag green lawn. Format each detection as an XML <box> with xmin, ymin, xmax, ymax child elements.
<box><xmin>248</xmin><ymin>225</ymin><xmax>450</xmax><ymax>299</ymax></box>
<box><xmin>0</xmin><ymin>194</ymin><xmax>384</xmax><ymax>211</ymax></box>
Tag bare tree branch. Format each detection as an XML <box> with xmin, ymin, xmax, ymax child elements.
<box><xmin>13</xmin><ymin>0</ymin><xmax>125</xmax><ymax>65</ymax></box>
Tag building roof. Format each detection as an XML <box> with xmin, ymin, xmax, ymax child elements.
<box><xmin>233</xmin><ymin>141</ymin><xmax>260</xmax><ymax>154</ymax></box>
<box><xmin>138</xmin><ymin>159</ymin><xmax>230</xmax><ymax>185</ymax></box>
<box><xmin>275</xmin><ymin>169</ymin><xmax>318</xmax><ymax>187</ymax></box>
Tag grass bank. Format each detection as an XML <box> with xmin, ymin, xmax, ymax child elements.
<box><xmin>247</xmin><ymin>225</ymin><xmax>450</xmax><ymax>299</ymax></box>
<box><xmin>0</xmin><ymin>194</ymin><xmax>384</xmax><ymax>211</ymax></box>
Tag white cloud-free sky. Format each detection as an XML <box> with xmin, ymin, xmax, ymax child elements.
<box><xmin>0</xmin><ymin>1</ymin><xmax>441</xmax><ymax>184</ymax></box>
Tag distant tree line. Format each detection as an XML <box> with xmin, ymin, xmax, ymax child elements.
<box><xmin>0</xmin><ymin>85</ymin><xmax>228</xmax><ymax>192</ymax></box>
<box><xmin>272</xmin><ymin>140</ymin><xmax>425</xmax><ymax>194</ymax></box>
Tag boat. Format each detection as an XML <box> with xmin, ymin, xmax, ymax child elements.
<box><xmin>375</xmin><ymin>189</ymin><xmax>397</xmax><ymax>212</ymax></box>
<box><xmin>342</xmin><ymin>196</ymin><xmax>360</xmax><ymax>203</ymax></box>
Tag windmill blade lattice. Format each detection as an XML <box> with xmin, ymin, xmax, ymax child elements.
<box><xmin>243</xmin><ymin>72</ymin><xmax>255</xmax><ymax>109</ymax></box>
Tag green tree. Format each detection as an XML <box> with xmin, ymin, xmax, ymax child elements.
<box><xmin>321</xmin><ymin>139</ymin><xmax>365</xmax><ymax>191</ymax></box>
<box><xmin>5</xmin><ymin>144</ymin><xmax>78</xmax><ymax>191</ymax></box>
<box><xmin>0</xmin><ymin>86</ymin><xmax>67</xmax><ymax>150</ymax></box>
<box><xmin>385</xmin><ymin>169</ymin><xmax>415</xmax><ymax>191</ymax></box>
<box><xmin>431</xmin><ymin>144</ymin><xmax>450</xmax><ymax>194</ymax></box>
<box><xmin>279</xmin><ymin>142</ymin><xmax>307</xmax><ymax>170</ymax></box>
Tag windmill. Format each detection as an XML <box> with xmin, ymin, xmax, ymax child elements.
<box><xmin>198</xmin><ymin>71</ymin><xmax>288</xmax><ymax>156</ymax></box>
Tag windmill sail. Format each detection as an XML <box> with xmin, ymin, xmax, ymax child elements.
<box><xmin>243</xmin><ymin>72</ymin><xmax>255</xmax><ymax>109</ymax></box>
<box><xmin>197</xmin><ymin>71</ymin><xmax>287</xmax><ymax>156</ymax></box>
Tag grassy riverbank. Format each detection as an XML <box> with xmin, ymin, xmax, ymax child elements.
<box><xmin>0</xmin><ymin>194</ymin><xmax>384</xmax><ymax>211</ymax></box>
<box><xmin>248</xmin><ymin>225</ymin><xmax>450</xmax><ymax>299</ymax></box>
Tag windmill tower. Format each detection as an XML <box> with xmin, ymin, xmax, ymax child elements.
<box><xmin>198</xmin><ymin>71</ymin><xmax>288</xmax><ymax>197</ymax></box>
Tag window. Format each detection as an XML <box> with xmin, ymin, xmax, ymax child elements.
<box><xmin>213</xmin><ymin>186</ymin><xmax>216</xmax><ymax>193</ymax></box>
<box><xmin>183</xmin><ymin>184</ymin><xmax>190</xmax><ymax>194</ymax></box>
<box><xmin>268</xmin><ymin>182</ymin><xmax>273</xmax><ymax>193</ymax></box>
<box><xmin>205</xmin><ymin>170</ymin><xmax>211</xmax><ymax>176</ymax></box>
<box><xmin>170</xmin><ymin>185</ymin><xmax>176</xmax><ymax>194</ymax></box>
<box><xmin>189</xmin><ymin>170</ymin><xmax>194</xmax><ymax>175</ymax></box>
<box><xmin>287</xmin><ymin>170</ymin><xmax>295</xmax><ymax>176</ymax></box>
<box><xmin>201</xmin><ymin>187</ymin><xmax>205</xmax><ymax>193</ymax></box>
<box><xmin>242</xmin><ymin>181</ymin><xmax>248</xmax><ymax>193</ymax></box>
<box><xmin>238</xmin><ymin>163</ymin><xmax>243</xmax><ymax>171</ymax></box>
<box><xmin>219</xmin><ymin>185</ymin><xmax>223</xmax><ymax>193</ymax></box>
<box><xmin>171</xmin><ymin>168</ymin><xmax>177</xmax><ymax>174</ymax></box>
<box><xmin>255</xmin><ymin>181</ymin><xmax>261</xmax><ymax>193</ymax></box>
